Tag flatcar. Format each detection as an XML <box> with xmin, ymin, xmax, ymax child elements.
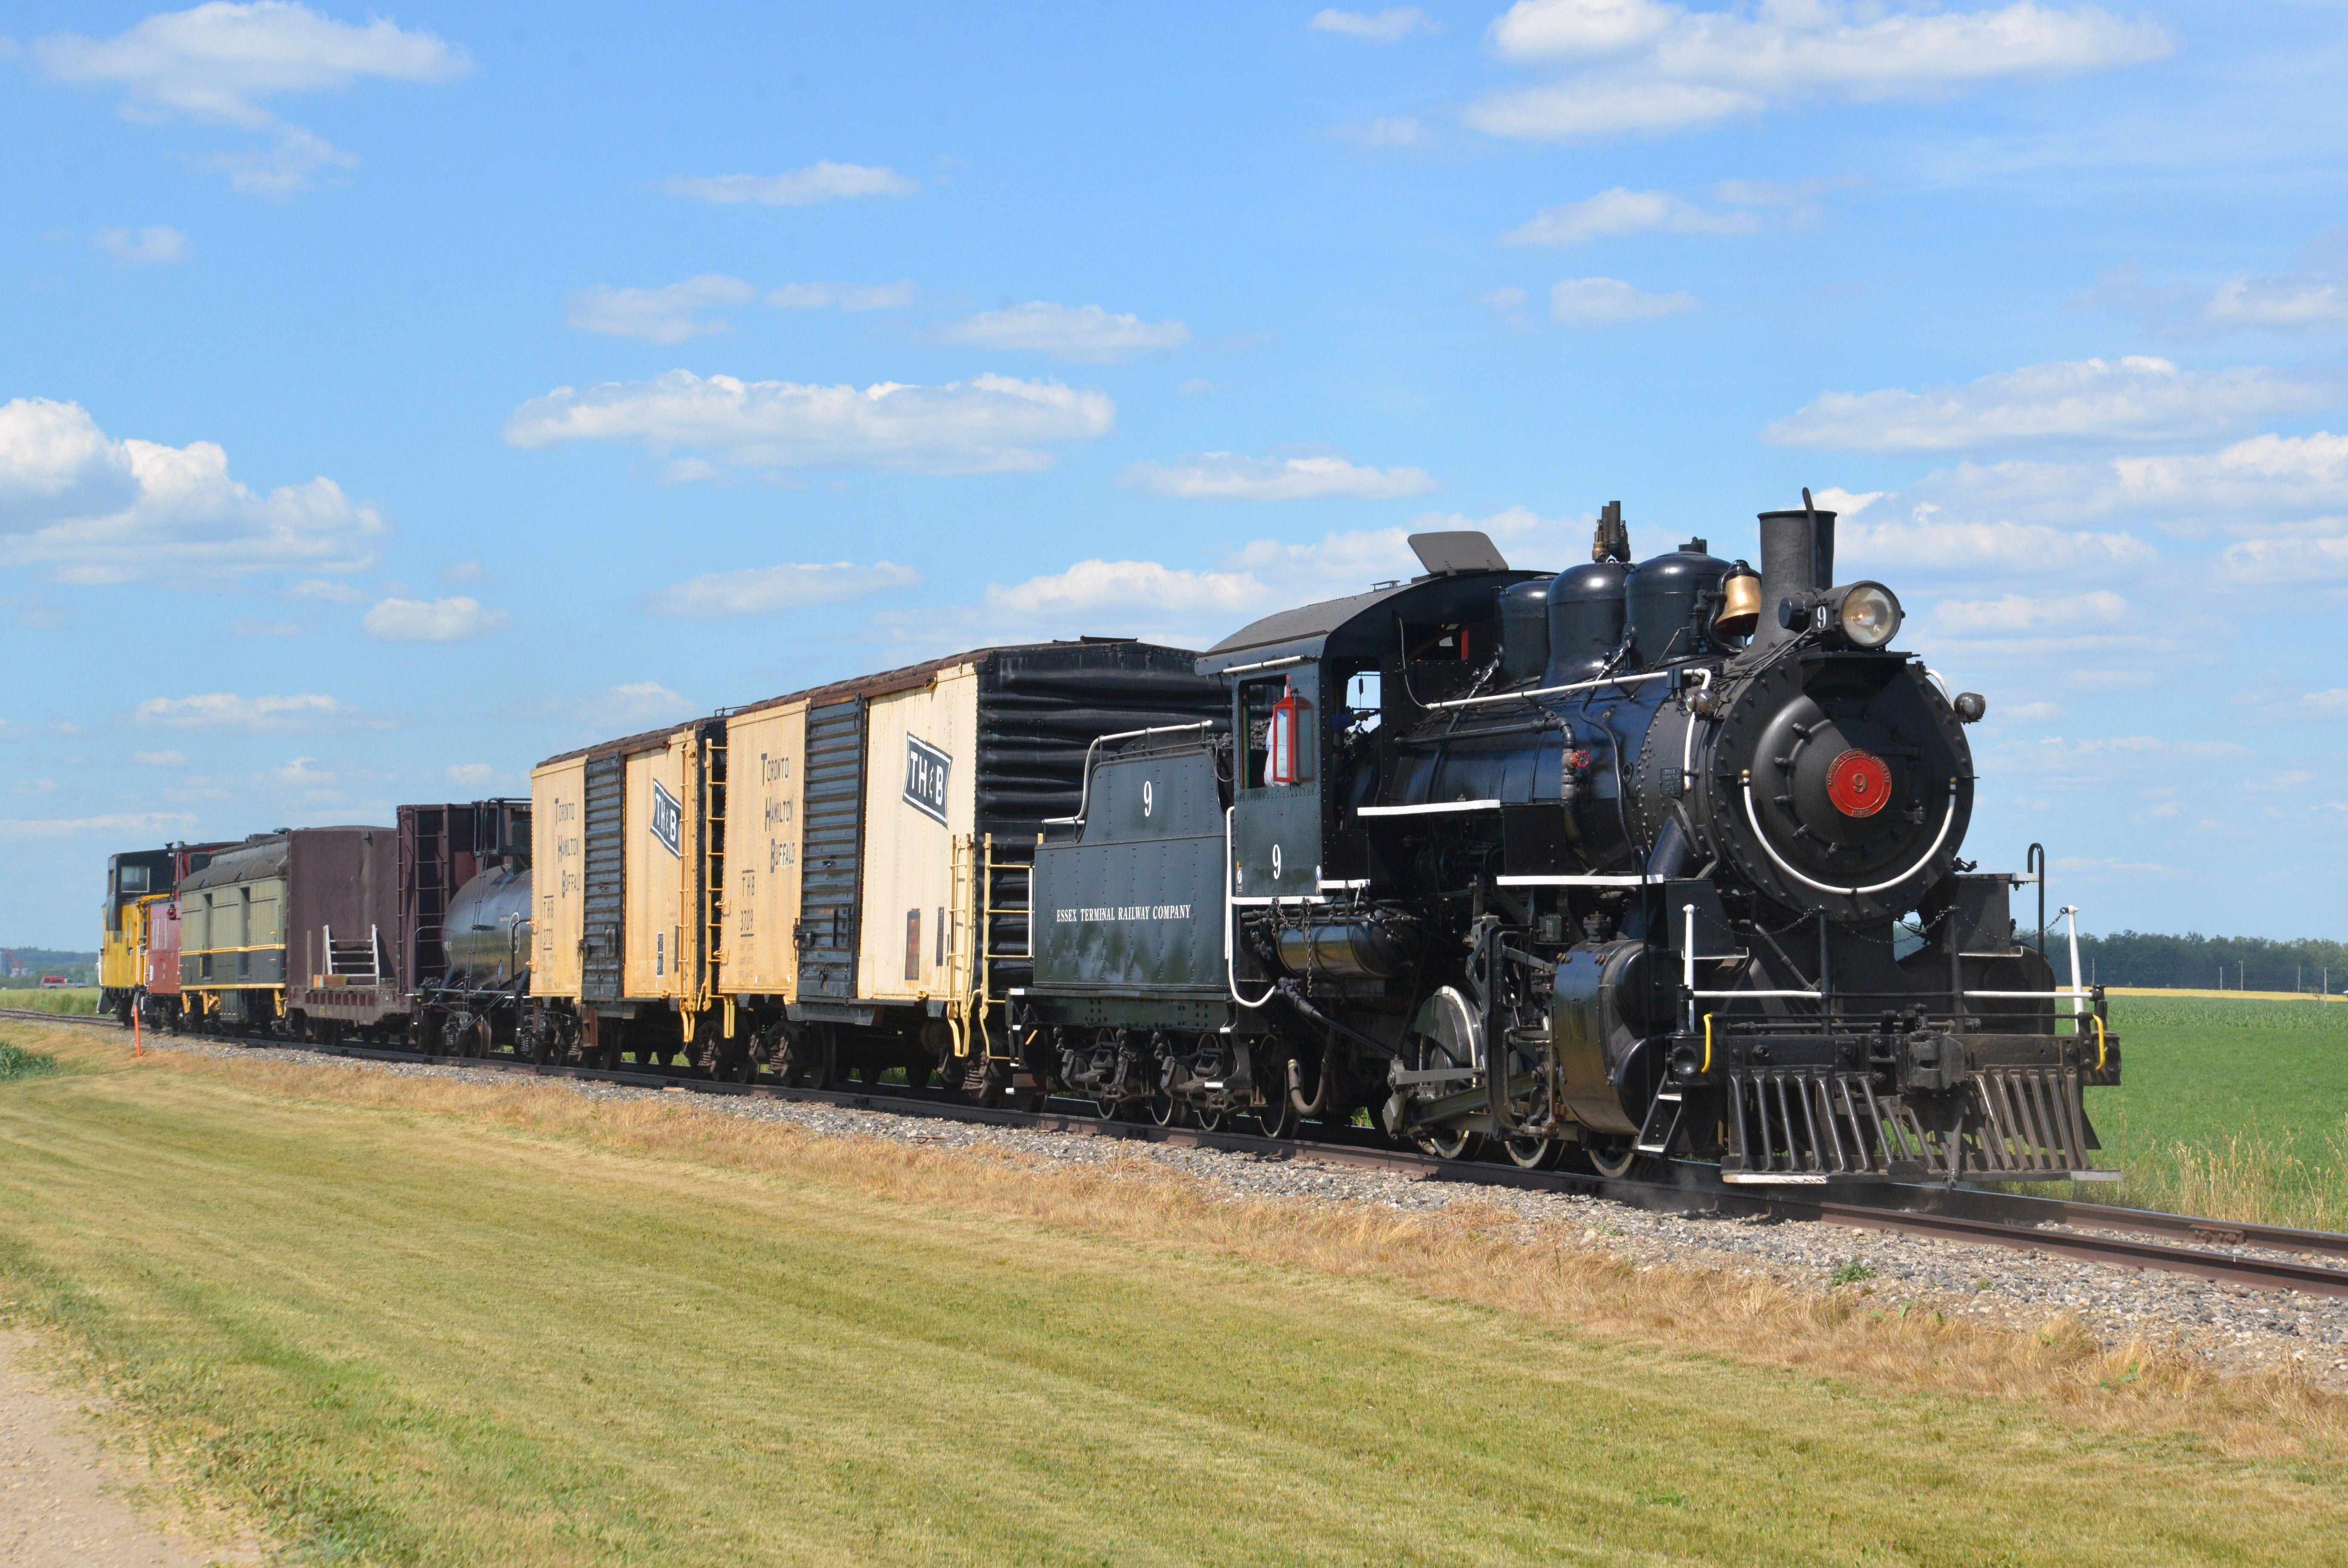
<box><xmin>1014</xmin><ymin>500</ymin><xmax>2119</xmax><ymax>1183</ymax></box>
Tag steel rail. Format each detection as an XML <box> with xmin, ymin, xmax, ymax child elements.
<box><xmin>13</xmin><ymin>1008</ymin><xmax>2348</xmax><ymax>1299</ymax></box>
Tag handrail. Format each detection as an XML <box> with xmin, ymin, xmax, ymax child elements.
<box><xmin>1043</xmin><ymin>722</ymin><xmax>1222</xmax><ymax>827</ymax></box>
<box><xmin>1741</xmin><ymin>774</ymin><xmax>1959</xmax><ymax>898</ymax></box>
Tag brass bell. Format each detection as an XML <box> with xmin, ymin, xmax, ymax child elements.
<box><xmin>1714</xmin><ymin>564</ymin><xmax>1762</xmax><ymax>637</ymax></box>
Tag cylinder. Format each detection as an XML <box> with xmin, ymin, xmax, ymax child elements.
<box><xmin>1543</xmin><ymin>560</ymin><xmax>1629</xmax><ymax>685</ymax></box>
<box><xmin>1755</xmin><ymin>506</ymin><xmax>1836</xmax><ymax>650</ymax></box>
<box><xmin>1498</xmin><ymin>579</ymin><xmax>1552</xmax><ymax>685</ymax></box>
<box><xmin>1623</xmin><ymin>545</ymin><xmax>1730</xmax><ymax>669</ymax></box>
<box><xmin>1276</xmin><ymin>917</ymin><xmax>1414</xmax><ymax>980</ymax></box>
<box><xmin>443</xmin><ymin>866</ymin><xmax>533</xmax><ymax>985</ymax></box>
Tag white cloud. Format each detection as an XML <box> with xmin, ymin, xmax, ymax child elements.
<box><xmin>1765</xmin><ymin>358</ymin><xmax>2337</xmax><ymax>452</ymax></box>
<box><xmin>767</xmin><ymin>281</ymin><xmax>918</xmax><ymax>311</ymax></box>
<box><xmin>566</xmin><ymin>276</ymin><xmax>755</xmax><ymax>344</ymax></box>
<box><xmin>2122</xmin><ymin>230</ymin><xmax>2348</xmax><ymax>335</ymax></box>
<box><xmin>1312</xmin><ymin>7</ymin><xmax>1436</xmax><ymax>40</ymax></box>
<box><xmin>2221</xmin><ymin>531</ymin><xmax>2348</xmax><ymax>585</ymax></box>
<box><xmin>0</xmin><ymin>811</ymin><xmax>198</xmax><ymax>840</ymax></box>
<box><xmin>1549</xmin><ymin>276</ymin><xmax>1700</xmax><ymax>324</ymax></box>
<box><xmin>36</xmin><ymin>3</ymin><xmax>469</xmax><ymax>193</ymax></box>
<box><xmin>2303</xmin><ymin>690</ymin><xmax>2348</xmax><ymax>717</ymax></box>
<box><xmin>507</xmin><ymin>682</ymin><xmax>697</xmax><ymax>733</ymax></box>
<box><xmin>1930</xmin><ymin>590</ymin><xmax>2129</xmax><ymax>636</ymax></box>
<box><xmin>937</xmin><ymin>303</ymin><xmax>1190</xmax><ymax>363</ymax></box>
<box><xmin>2001</xmin><ymin>701</ymin><xmax>2067</xmax><ymax>723</ymax></box>
<box><xmin>208</xmin><ymin>124</ymin><xmax>352</xmax><ymax>195</ymax></box>
<box><xmin>287</xmin><ymin>577</ymin><xmax>365</xmax><ymax>603</ymax></box>
<box><xmin>1504</xmin><ymin>177</ymin><xmax>1854</xmax><ymax>244</ymax></box>
<box><xmin>96</xmin><ymin>224</ymin><xmax>187</xmax><ymax>264</ymax></box>
<box><xmin>663</xmin><ymin>162</ymin><xmax>917</xmax><ymax>206</ymax></box>
<box><xmin>2109</xmin><ymin>432</ymin><xmax>2348</xmax><ymax>518</ymax></box>
<box><xmin>1469</xmin><ymin>0</ymin><xmax>2170</xmax><ymax>140</ymax></box>
<box><xmin>1838</xmin><ymin>508</ymin><xmax>2157</xmax><ymax>577</ymax></box>
<box><xmin>1467</xmin><ymin>80</ymin><xmax>1761</xmax><ymax>140</ymax></box>
<box><xmin>35</xmin><ymin>2</ymin><xmax>469</xmax><ymax>125</ymax></box>
<box><xmin>134</xmin><ymin>749</ymin><xmax>186</xmax><ymax>765</ymax></box>
<box><xmin>1333</xmin><ymin>116</ymin><xmax>1427</xmax><ymax>147</ymax></box>
<box><xmin>131</xmin><ymin>693</ymin><xmax>389</xmax><ymax>733</ymax></box>
<box><xmin>1807</xmin><ymin>486</ymin><xmax>1884</xmax><ymax>519</ymax></box>
<box><xmin>504</xmin><ymin>370</ymin><xmax>1115</xmax><ymax>476</ymax></box>
<box><xmin>882</xmin><ymin>508</ymin><xmax>1579</xmax><ymax>652</ymax></box>
<box><xmin>1504</xmin><ymin>187</ymin><xmax>1758</xmax><ymax>245</ymax></box>
<box><xmin>439</xmin><ymin>560</ymin><xmax>483</xmax><ymax>583</ymax></box>
<box><xmin>645</xmin><ymin>561</ymin><xmax>920</xmax><ymax>617</ymax></box>
<box><xmin>446</xmin><ymin>762</ymin><xmax>494</xmax><ymax>785</ymax></box>
<box><xmin>361</xmin><ymin>596</ymin><xmax>509</xmax><ymax>642</ymax></box>
<box><xmin>987</xmin><ymin>560</ymin><xmax>1266</xmax><ymax>622</ymax></box>
<box><xmin>1122</xmin><ymin>452</ymin><xmax>1436</xmax><ymax>502</ymax></box>
<box><xmin>2204</xmin><ymin>275</ymin><xmax>2348</xmax><ymax>332</ymax></box>
<box><xmin>0</xmin><ymin>398</ymin><xmax>383</xmax><ymax>583</ymax></box>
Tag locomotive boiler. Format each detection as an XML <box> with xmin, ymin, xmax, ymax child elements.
<box><xmin>1018</xmin><ymin>497</ymin><xmax>2118</xmax><ymax>1184</ymax></box>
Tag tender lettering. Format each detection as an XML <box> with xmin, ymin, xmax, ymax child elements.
<box><xmin>1053</xmin><ymin>904</ymin><xmax>1194</xmax><ymax>924</ymax></box>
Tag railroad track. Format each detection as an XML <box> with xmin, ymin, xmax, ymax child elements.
<box><xmin>13</xmin><ymin>1006</ymin><xmax>2348</xmax><ymax>1301</ymax></box>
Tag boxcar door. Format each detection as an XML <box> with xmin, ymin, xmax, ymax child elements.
<box><xmin>796</xmin><ymin>698</ymin><xmax>866</xmax><ymax>1000</ymax></box>
<box><xmin>581</xmin><ymin>752</ymin><xmax>626</xmax><ymax>1003</ymax></box>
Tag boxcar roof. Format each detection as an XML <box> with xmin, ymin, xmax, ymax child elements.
<box><xmin>179</xmin><ymin>835</ymin><xmax>288</xmax><ymax>889</ymax></box>
<box><xmin>532</xmin><ymin>638</ymin><xmax>1189</xmax><ymax>770</ymax></box>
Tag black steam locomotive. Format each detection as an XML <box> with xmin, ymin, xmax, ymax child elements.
<box><xmin>1015</xmin><ymin>498</ymin><xmax>2118</xmax><ymax>1185</ymax></box>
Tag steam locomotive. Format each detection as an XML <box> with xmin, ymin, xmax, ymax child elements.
<box><xmin>1018</xmin><ymin>498</ymin><xmax>2118</xmax><ymax>1184</ymax></box>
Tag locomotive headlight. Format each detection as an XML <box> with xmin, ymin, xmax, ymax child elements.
<box><xmin>1833</xmin><ymin>582</ymin><xmax>1903</xmax><ymax>649</ymax></box>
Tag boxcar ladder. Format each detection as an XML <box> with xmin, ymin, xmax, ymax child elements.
<box><xmin>699</xmin><ymin>726</ymin><xmax>730</xmax><ymax>1039</ymax></box>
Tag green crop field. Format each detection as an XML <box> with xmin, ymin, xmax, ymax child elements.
<box><xmin>3</xmin><ymin>1023</ymin><xmax>2346</xmax><ymax>1567</ymax></box>
<box><xmin>2067</xmin><ymin>994</ymin><xmax>2348</xmax><ymax>1229</ymax></box>
<box><xmin>0</xmin><ymin>986</ymin><xmax>101</xmax><ymax>1016</ymax></box>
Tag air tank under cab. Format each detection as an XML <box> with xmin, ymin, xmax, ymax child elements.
<box><xmin>1020</xmin><ymin>506</ymin><xmax>2118</xmax><ymax>1183</ymax></box>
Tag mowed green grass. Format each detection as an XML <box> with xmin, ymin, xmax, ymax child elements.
<box><xmin>2078</xmin><ymin>995</ymin><xmax>2348</xmax><ymax>1227</ymax></box>
<box><xmin>2</xmin><ymin>1027</ymin><xmax>2345</xmax><ymax>1566</ymax></box>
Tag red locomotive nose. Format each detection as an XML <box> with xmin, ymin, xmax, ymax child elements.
<box><xmin>1826</xmin><ymin>749</ymin><xmax>1892</xmax><ymax>818</ymax></box>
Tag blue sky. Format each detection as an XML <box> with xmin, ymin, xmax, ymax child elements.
<box><xmin>3</xmin><ymin>0</ymin><xmax>2344</xmax><ymax>946</ymax></box>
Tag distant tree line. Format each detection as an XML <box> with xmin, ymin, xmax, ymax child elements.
<box><xmin>0</xmin><ymin>948</ymin><xmax>99</xmax><ymax>986</ymax></box>
<box><xmin>2043</xmin><ymin>931</ymin><xmax>2348</xmax><ymax>992</ymax></box>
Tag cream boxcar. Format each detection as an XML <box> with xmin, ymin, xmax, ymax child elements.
<box><xmin>529</xmin><ymin>641</ymin><xmax>1221</xmax><ymax>1094</ymax></box>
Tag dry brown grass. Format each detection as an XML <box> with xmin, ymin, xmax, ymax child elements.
<box><xmin>106</xmin><ymin>1035</ymin><xmax>2348</xmax><ymax>1463</ymax></box>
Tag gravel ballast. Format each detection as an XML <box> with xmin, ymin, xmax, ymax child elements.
<box><xmin>139</xmin><ymin>1035</ymin><xmax>2348</xmax><ymax>1390</ymax></box>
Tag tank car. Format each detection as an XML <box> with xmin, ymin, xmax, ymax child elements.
<box><xmin>1016</xmin><ymin>498</ymin><xmax>2120</xmax><ymax>1184</ymax></box>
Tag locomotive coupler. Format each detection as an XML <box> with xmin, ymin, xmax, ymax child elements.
<box><xmin>1898</xmin><ymin>1033</ymin><xmax>1967</xmax><ymax>1094</ymax></box>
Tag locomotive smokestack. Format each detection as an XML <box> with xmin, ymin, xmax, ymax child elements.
<box><xmin>1754</xmin><ymin>489</ymin><xmax>1836</xmax><ymax>649</ymax></box>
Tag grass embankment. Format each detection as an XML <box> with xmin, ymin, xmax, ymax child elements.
<box><xmin>1</xmin><ymin>985</ymin><xmax>101</xmax><ymax>1016</ymax></box>
<box><xmin>2075</xmin><ymin>994</ymin><xmax>2348</xmax><ymax>1230</ymax></box>
<box><xmin>3</xmin><ymin>1027</ymin><xmax>2348</xmax><ymax>1565</ymax></box>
